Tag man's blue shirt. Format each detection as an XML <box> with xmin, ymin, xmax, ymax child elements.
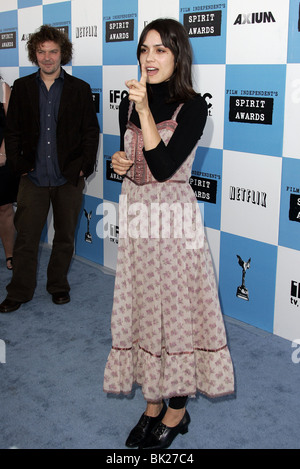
<box><xmin>28</xmin><ymin>68</ymin><xmax>67</xmax><ymax>187</ymax></box>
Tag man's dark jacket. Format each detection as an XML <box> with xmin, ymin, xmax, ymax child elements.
<box><xmin>5</xmin><ymin>70</ymin><xmax>100</xmax><ymax>185</ymax></box>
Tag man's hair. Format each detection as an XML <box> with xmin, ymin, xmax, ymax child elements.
<box><xmin>27</xmin><ymin>24</ymin><xmax>73</xmax><ymax>66</ymax></box>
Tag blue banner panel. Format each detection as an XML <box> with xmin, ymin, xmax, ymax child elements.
<box><xmin>43</xmin><ymin>1</ymin><xmax>72</xmax><ymax>43</ymax></box>
<box><xmin>103</xmin><ymin>0</ymin><xmax>138</xmax><ymax>65</ymax></box>
<box><xmin>191</xmin><ymin>146</ymin><xmax>223</xmax><ymax>230</ymax></box>
<box><xmin>72</xmin><ymin>65</ymin><xmax>103</xmax><ymax>130</ymax></box>
<box><xmin>219</xmin><ymin>231</ymin><xmax>278</xmax><ymax>333</ymax></box>
<box><xmin>224</xmin><ymin>64</ymin><xmax>286</xmax><ymax>157</ymax></box>
<box><xmin>103</xmin><ymin>134</ymin><xmax>123</xmax><ymax>204</ymax></box>
<box><xmin>287</xmin><ymin>0</ymin><xmax>300</xmax><ymax>63</ymax></box>
<box><xmin>179</xmin><ymin>0</ymin><xmax>227</xmax><ymax>64</ymax></box>
<box><xmin>75</xmin><ymin>194</ymin><xmax>104</xmax><ymax>266</ymax></box>
<box><xmin>18</xmin><ymin>0</ymin><xmax>42</xmax><ymax>8</ymax></box>
<box><xmin>0</xmin><ymin>10</ymin><xmax>19</xmax><ymax>66</ymax></box>
<box><xmin>279</xmin><ymin>157</ymin><xmax>300</xmax><ymax>251</ymax></box>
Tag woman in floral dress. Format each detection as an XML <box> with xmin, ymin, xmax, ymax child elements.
<box><xmin>104</xmin><ymin>18</ymin><xmax>234</xmax><ymax>450</ymax></box>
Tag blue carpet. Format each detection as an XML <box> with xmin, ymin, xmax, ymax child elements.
<box><xmin>0</xmin><ymin>243</ymin><xmax>299</xmax><ymax>449</ymax></box>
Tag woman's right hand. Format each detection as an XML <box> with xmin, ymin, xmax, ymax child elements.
<box><xmin>111</xmin><ymin>151</ymin><xmax>133</xmax><ymax>176</ymax></box>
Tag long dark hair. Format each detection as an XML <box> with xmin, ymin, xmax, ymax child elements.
<box><xmin>137</xmin><ymin>18</ymin><xmax>197</xmax><ymax>102</ymax></box>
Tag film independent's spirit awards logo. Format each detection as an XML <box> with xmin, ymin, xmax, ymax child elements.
<box><xmin>236</xmin><ymin>255</ymin><xmax>251</xmax><ymax>301</ymax></box>
<box><xmin>105</xmin><ymin>18</ymin><xmax>135</xmax><ymax>43</ymax></box>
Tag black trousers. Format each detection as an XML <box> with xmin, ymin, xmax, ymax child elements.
<box><xmin>6</xmin><ymin>176</ymin><xmax>84</xmax><ymax>302</ymax></box>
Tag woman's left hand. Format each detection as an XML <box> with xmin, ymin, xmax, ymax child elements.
<box><xmin>125</xmin><ymin>64</ymin><xmax>149</xmax><ymax>114</ymax></box>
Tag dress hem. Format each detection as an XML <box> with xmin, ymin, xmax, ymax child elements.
<box><xmin>103</xmin><ymin>384</ymin><xmax>235</xmax><ymax>401</ymax></box>
<box><xmin>103</xmin><ymin>343</ymin><xmax>235</xmax><ymax>402</ymax></box>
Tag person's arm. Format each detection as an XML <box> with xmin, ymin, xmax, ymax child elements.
<box><xmin>111</xmin><ymin>96</ymin><xmax>134</xmax><ymax>176</ymax></box>
<box><xmin>143</xmin><ymin>95</ymin><xmax>208</xmax><ymax>181</ymax></box>
<box><xmin>2</xmin><ymin>82</ymin><xmax>11</xmax><ymax>115</ymax></box>
<box><xmin>5</xmin><ymin>79</ymin><xmax>27</xmax><ymax>174</ymax></box>
<box><xmin>79</xmin><ymin>84</ymin><xmax>100</xmax><ymax>178</ymax></box>
<box><xmin>125</xmin><ymin>64</ymin><xmax>161</xmax><ymax>151</ymax></box>
<box><xmin>122</xmin><ymin>64</ymin><xmax>208</xmax><ymax>181</ymax></box>
<box><xmin>0</xmin><ymin>83</ymin><xmax>11</xmax><ymax>167</ymax></box>
<box><xmin>112</xmin><ymin>63</ymin><xmax>164</xmax><ymax>177</ymax></box>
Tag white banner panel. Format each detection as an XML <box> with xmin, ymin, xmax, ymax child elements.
<box><xmin>103</xmin><ymin>199</ymin><xmax>119</xmax><ymax>272</ymax></box>
<box><xmin>192</xmin><ymin>64</ymin><xmax>225</xmax><ymax>150</ymax></box>
<box><xmin>226</xmin><ymin>0</ymin><xmax>289</xmax><ymax>64</ymax></box>
<box><xmin>283</xmin><ymin>63</ymin><xmax>300</xmax><ymax>159</ymax></box>
<box><xmin>205</xmin><ymin>226</ymin><xmax>220</xmax><ymax>281</ymax></box>
<box><xmin>18</xmin><ymin>6</ymin><xmax>43</xmax><ymax>67</ymax></box>
<box><xmin>221</xmin><ymin>150</ymin><xmax>282</xmax><ymax>245</ymax></box>
<box><xmin>71</xmin><ymin>0</ymin><xmax>102</xmax><ymax>66</ymax></box>
<box><xmin>138</xmin><ymin>0</ymin><xmax>179</xmax><ymax>37</ymax></box>
<box><xmin>0</xmin><ymin>67</ymin><xmax>19</xmax><ymax>86</ymax></box>
<box><xmin>84</xmin><ymin>135</ymin><xmax>103</xmax><ymax>200</ymax></box>
<box><xmin>102</xmin><ymin>64</ymin><xmax>138</xmax><ymax>135</ymax></box>
<box><xmin>274</xmin><ymin>246</ymin><xmax>300</xmax><ymax>341</ymax></box>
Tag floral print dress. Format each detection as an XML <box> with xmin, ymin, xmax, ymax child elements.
<box><xmin>104</xmin><ymin>102</ymin><xmax>235</xmax><ymax>402</ymax></box>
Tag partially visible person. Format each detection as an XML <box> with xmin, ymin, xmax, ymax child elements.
<box><xmin>0</xmin><ymin>25</ymin><xmax>99</xmax><ymax>314</ymax></box>
<box><xmin>0</xmin><ymin>76</ymin><xmax>19</xmax><ymax>271</ymax></box>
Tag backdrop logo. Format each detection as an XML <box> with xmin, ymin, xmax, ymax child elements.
<box><xmin>289</xmin><ymin>193</ymin><xmax>300</xmax><ymax>223</ymax></box>
<box><xmin>75</xmin><ymin>26</ymin><xmax>98</xmax><ymax>38</ymax></box>
<box><xmin>0</xmin><ymin>31</ymin><xmax>16</xmax><ymax>49</ymax></box>
<box><xmin>236</xmin><ymin>255</ymin><xmax>251</xmax><ymax>301</ymax></box>
<box><xmin>229</xmin><ymin>186</ymin><xmax>267</xmax><ymax>208</ymax></box>
<box><xmin>234</xmin><ymin>11</ymin><xmax>275</xmax><ymax>25</ymax></box>
<box><xmin>106</xmin><ymin>20</ymin><xmax>134</xmax><ymax>42</ymax></box>
<box><xmin>92</xmin><ymin>91</ymin><xmax>100</xmax><ymax>114</ymax></box>
<box><xmin>183</xmin><ymin>11</ymin><xmax>222</xmax><ymax>37</ymax></box>
<box><xmin>189</xmin><ymin>175</ymin><xmax>217</xmax><ymax>203</ymax></box>
<box><xmin>106</xmin><ymin>158</ymin><xmax>123</xmax><ymax>183</ymax></box>
<box><xmin>54</xmin><ymin>26</ymin><xmax>69</xmax><ymax>37</ymax></box>
<box><xmin>21</xmin><ymin>33</ymin><xmax>33</xmax><ymax>42</ymax></box>
<box><xmin>109</xmin><ymin>89</ymin><xmax>128</xmax><ymax>110</ymax></box>
<box><xmin>229</xmin><ymin>96</ymin><xmax>274</xmax><ymax>125</ymax></box>
<box><xmin>109</xmin><ymin>225</ymin><xmax>119</xmax><ymax>245</ymax></box>
<box><xmin>290</xmin><ymin>281</ymin><xmax>300</xmax><ymax>307</ymax></box>
<box><xmin>202</xmin><ymin>92</ymin><xmax>213</xmax><ymax>116</ymax></box>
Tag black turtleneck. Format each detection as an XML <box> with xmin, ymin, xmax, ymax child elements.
<box><xmin>119</xmin><ymin>81</ymin><xmax>208</xmax><ymax>182</ymax></box>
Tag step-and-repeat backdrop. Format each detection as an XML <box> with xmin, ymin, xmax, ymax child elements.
<box><xmin>1</xmin><ymin>0</ymin><xmax>300</xmax><ymax>341</ymax></box>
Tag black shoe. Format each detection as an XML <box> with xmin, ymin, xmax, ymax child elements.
<box><xmin>52</xmin><ymin>292</ymin><xmax>70</xmax><ymax>305</ymax></box>
<box><xmin>0</xmin><ymin>298</ymin><xmax>23</xmax><ymax>313</ymax></box>
<box><xmin>140</xmin><ymin>410</ymin><xmax>191</xmax><ymax>450</ymax></box>
<box><xmin>125</xmin><ymin>401</ymin><xmax>167</xmax><ymax>448</ymax></box>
